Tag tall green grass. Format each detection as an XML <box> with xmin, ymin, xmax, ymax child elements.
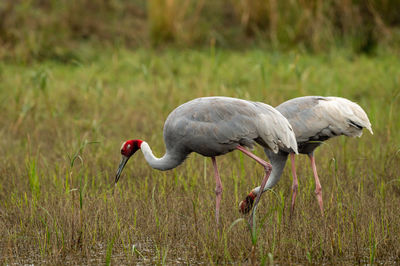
<box><xmin>0</xmin><ymin>48</ymin><xmax>399</xmax><ymax>264</ymax></box>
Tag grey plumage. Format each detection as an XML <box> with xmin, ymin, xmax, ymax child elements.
<box><xmin>163</xmin><ymin>96</ymin><xmax>298</xmax><ymax>163</ymax></box>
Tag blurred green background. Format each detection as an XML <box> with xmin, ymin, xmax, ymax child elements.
<box><xmin>1</xmin><ymin>0</ymin><xmax>399</xmax><ymax>61</ymax></box>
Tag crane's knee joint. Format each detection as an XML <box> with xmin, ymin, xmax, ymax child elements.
<box><xmin>215</xmin><ymin>186</ymin><xmax>222</xmax><ymax>195</ymax></box>
<box><xmin>263</xmin><ymin>164</ymin><xmax>272</xmax><ymax>173</ymax></box>
<box><xmin>315</xmin><ymin>186</ymin><xmax>322</xmax><ymax>196</ymax></box>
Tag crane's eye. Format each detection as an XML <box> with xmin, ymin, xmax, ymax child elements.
<box><xmin>127</xmin><ymin>144</ymin><xmax>131</xmax><ymax>150</ymax></box>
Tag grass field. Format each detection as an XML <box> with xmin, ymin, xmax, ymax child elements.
<box><xmin>0</xmin><ymin>48</ymin><xmax>399</xmax><ymax>264</ymax></box>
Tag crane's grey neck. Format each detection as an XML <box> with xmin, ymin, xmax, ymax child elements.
<box><xmin>140</xmin><ymin>141</ymin><xmax>186</xmax><ymax>171</ymax></box>
<box><xmin>253</xmin><ymin>150</ymin><xmax>288</xmax><ymax>195</ymax></box>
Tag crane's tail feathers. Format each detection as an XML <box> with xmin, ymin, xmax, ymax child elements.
<box><xmin>283</xmin><ymin>114</ymin><xmax>299</xmax><ymax>154</ymax></box>
<box><xmin>366</xmin><ymin>125</ymin><xmax>373</xmax><ymax>135</ymax></box>
<box><xmin>323</xmin><ymin>97</ymin><xmax>373</xmax><ymax>138</ymax></box>
<box><xmin>352</xmin><ymin>121</ymin><xmax>373</xmax><ymax>137</ymax></box>
<box><xmin>254</xmin><ymin>103</ymin><xmax>298</xmax><ymax>154</ymax></box>
<box><xmin>281</xmin><ymin>131</ymin><xmax>299</xmax><ymax>154</ymax></box>
<box><xmin>289</xmin><ymin>138</ymin><xmax>299</xmax><ymax>154</ymax></box>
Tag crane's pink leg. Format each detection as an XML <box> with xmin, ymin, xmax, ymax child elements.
<box><xmin>236</xmin><ymin>145</ymin><xmax>272</xmax><ymax>222</ymax></box>
<box><xmin>290</xmin><ymin>153</ymin><xmax>298</xmax><ymax>216</ymax></box>
<box><xmin>308</xmin><ymin>153</ymin><xmax>324</xmax><ymax>216</ymax></box>
<box><xmin>212</xmin><ymin>157</ymin><xmax>223</xmax><ymax>225</ymax></box>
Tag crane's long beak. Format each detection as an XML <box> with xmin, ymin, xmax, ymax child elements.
<box><xmin>115</xmin><ymin>155</ymin><xmax>129</xmax><ymax>184</ymax></box>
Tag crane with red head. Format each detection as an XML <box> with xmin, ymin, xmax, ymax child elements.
<box><xmin>115</xmin><ymin>96</ymin><xmax>298</xmax><ymax>225</ymax></box>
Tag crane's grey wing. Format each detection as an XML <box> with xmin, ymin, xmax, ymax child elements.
<box><xmin>163</xmin><ymin>97</ymin><xmax>297</xmax><ymax>156</ymax></box>
<box><xmin>277</xmin><ymin>96</ymin><xmax>373</xmax><ymax>144</ymax></box>
<box><xmin>163</xmin><ymin>97</ymin><xmax>259</xmax><ymax>155</ymax></box>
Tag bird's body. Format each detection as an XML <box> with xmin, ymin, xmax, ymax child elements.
<box><xmin>278</xmin><ymin>96</ymin><xmax>373</xmax><ymax>154</ymax></box>
<box><xmin>115</xmin><ymin>96</ymin><xmax>298</xmax><ymax>224</ymax></box>
<box><xmin>239</xmin><ymin>96</ymin><xmax>373</xmax><ymax>215</ymax></box>
<box><xmin>162</xmin><ymin>97</ymin><xmax>297</xmax><ymax>158</ymax></box>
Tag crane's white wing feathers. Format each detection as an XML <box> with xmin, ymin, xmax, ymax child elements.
<box><xmin>277</xmin><ymin>96</ymin><xmax>373</xmax><ymax>144</ymax></box>
<box><xmin>322</xmin><ymin>97</ymin><xmax>373</xmax><ymax>136</ymax></box>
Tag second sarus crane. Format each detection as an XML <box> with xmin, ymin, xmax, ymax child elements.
<box><xmin>239</xmin><ymin>96</ymin><xmax>373</xmax><ymax>216</ymax></box>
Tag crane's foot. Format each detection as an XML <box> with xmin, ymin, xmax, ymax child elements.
<box><xmin>239</xmin><ymin>191</ymin><xmax>257</xmax><ymax>214</ymax></box>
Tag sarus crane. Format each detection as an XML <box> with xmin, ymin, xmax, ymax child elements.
<box><xmin>239</xmin><ymin>96</ymin><xmax>373</xmax><ymax>216</ymax></box>
<box><xmin>114</xmin><ymin>96</ymin><xmax>298</xmax><ymax>224</ymax></box>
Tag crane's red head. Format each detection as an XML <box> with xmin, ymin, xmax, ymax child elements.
<box><xmin>115</xmin><ymin>139</ymin><xmax>143</xmax><ymax>184</ymax></box>
<box><xmin>120</xmin><ymin>139</ymin><xmax>143</xmax><ymax>157</ymax></box>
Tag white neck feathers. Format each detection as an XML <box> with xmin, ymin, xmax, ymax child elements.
<box><xmin>140</xmin><ymin>141</ymin><xmax>185</xmax><ymax>171</ymax></box>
